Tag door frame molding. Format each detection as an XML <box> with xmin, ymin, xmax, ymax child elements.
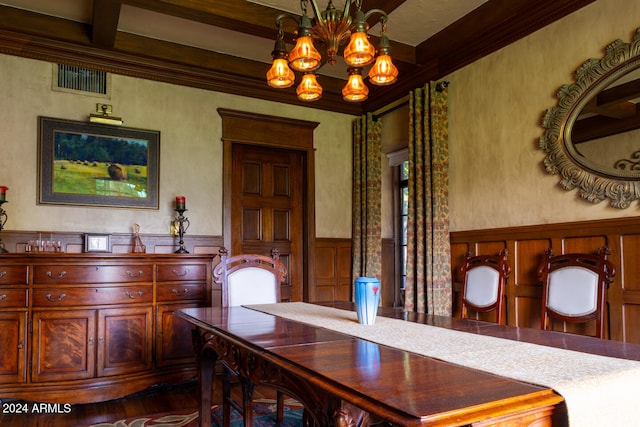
<box><xmin>218</xmin><ymin>108</ymin><xmax>319</xmax><ymax>301</ymax></box>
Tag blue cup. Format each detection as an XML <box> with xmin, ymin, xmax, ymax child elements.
<box><xmin>354</xmin><ymin>277</ymin><xmax>380</xmax><ymax>325</ymax></box>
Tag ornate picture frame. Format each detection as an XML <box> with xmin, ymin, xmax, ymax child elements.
<box><xmin>38</xmin><ymin>116</ymin><xmax>160</xmax><ymax>209</ymax></box>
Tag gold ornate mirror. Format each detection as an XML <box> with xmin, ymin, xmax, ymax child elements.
<box><xmin>540</xmin><ymin>28</ymin><xmax>640</xmax><ymax>208</ymax></box>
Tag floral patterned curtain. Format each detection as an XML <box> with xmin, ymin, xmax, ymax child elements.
<box><xmin>404</xmin><ymin>81</ymin><xmax>451</xmax><ymax>315</ymax></box>
<box><xmin>352</xmin><ymin>113</ymin><xmax>382</xmax><ymax>287</ymax></box>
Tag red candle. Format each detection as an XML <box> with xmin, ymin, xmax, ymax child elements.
<box><xmin>175</xmin><ymin>195</ymin><xmax>186</xmax><ymax>210</ymax></box>
<box><xmin>0</xmin><ymin>186</ymin><xmax>7</xmax><ymax>202</ymax></box>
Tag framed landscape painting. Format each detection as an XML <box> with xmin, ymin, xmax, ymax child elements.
<box><xmin>38</xmin><ymin>117</ymin><xmax>160</xmax><ymax>209</ymax></box>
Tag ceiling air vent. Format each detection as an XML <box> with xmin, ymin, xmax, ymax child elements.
<box><xmin>55</xmin><ymin>64</ymin><xmax>109</xmax><ymax>95</ymax></box>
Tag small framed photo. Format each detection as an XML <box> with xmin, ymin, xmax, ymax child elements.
<box><xmin>84</xmin><ymin>233</ymin><xmax>112</xmax><ymax>253</ymax></box>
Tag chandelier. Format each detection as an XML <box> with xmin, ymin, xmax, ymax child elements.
<box><xmin>266</xmin><ymin>0</ymin><xmax>398</xmax><ymax>103</ymax></box>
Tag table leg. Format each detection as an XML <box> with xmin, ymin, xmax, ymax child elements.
<box><xmin>193</xmin><ymin>328</ymin><xmax>217</xmax><ymax>427</ymax></box>
<box><xmin>199</xmin><ymin>353</ymin><xmax>215</xmax><ymax>427</ymax></box>
<box><xmin>334</xmin><ymin>402</ymin><xmax>371</xmax><ymax>426</ymax></box>
<box><xmin>241</xmin><ymin>376</ymin><xmax>256</xmax><ymax>426</ymax></box>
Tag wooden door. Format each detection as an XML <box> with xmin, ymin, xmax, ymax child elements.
<box><xmin>230</xmin><ymin>143</ymin><xmax>304</xmax><ymax>301</ymax></box>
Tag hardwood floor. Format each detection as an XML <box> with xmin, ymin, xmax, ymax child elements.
<box><xmin>0</xmin><ymin>379</ymin><xmax>278</xmax><ymax>427</ymax></box>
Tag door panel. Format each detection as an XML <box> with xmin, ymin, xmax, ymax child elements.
<box><xmin>156</xmin><ymin>303</ymin><xmax>200</xmax><ymax>367</ymax></box>
<box><xmin>97</xmin><ymin>307</ymin><xmax>153</xmax><ymax>377</ymax></box>
<box><xmin>231</xmin><ymin>143</ymin><xmax>304</xmax><ymax>301</ymax></box>
<box><xmin>32</xmin><ymin>310</ymin><xmax>96</xmax><ymax>382</ymax></box>
<box><xmin>0</xmin><ymin>312</ymin><xmax>27</xmax><ymax>383</ymax></box>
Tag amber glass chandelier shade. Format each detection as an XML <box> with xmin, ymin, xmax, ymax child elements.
<box><xmin>297</xmin><ymin>73</ymin><xmax>323</xmax><ymax>101</ymax></box>
<box><xmin>267</xmin><ymin>2</ymin><xmax>398</xmax><ymax>102</ymax></box>
<box><xmin>267</xmin><ymin>58</ymin><xmax>295</xmax><ymax>88</ymax></box>
<box><xmin>343</xmin><ymin>31</ymin><xmax>376</xmax><ymax>67</ymax></box>
<box><xmin>368</xmin><ymin>54</ymin><xmax>398</xmax><ymax>86</ymax></box>
<box><xmin>288</xmin><ymin>36</ymin><xmax>322</xmax><ymax>72</ymax></box>
<box><xmin>342</xmin><ymin>69</ymin><xmax>369</xmax><ymax>102</ymax></box>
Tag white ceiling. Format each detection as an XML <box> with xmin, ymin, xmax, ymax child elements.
<box><xmin>248</xmin><ymin>0</ymin><xmax>488</xmax><ymax>46</ymax></box>
<box><xmin>0</xmin><ymin>0</ymin><xmax>488</xmax><ymax>78</ymax></box>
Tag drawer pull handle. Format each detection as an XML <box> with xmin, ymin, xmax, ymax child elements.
<box><xmin>126</xmin><ymin>270</ymin><xmax>144</xmax><ymax>278</ymax></box>
<box><xmin>46</xmin><ymin>271</ymin><xmax>67</xmax><ymax>279</ymax></box>
<box><xmin>0</xmin><ymin>294</ymin><xmax>6</xmax><ymax>300</ymax></box>
<box><xmin>0</xmin><ymin>271</ymin><xmax>6</xmax><ymax>278</ymax></box>
<box><xmin>17</xmin><ymin>340</ymin><xmax>24</xmax><ymax>350</ymax></box>
<box><xmin>172</xmin><ymin>268</ymin><xmax>189</xmax><ymax>277</ymax></box>
<box><xmin>125</xmin><ymin>290</ymin><xmax>144</xmax><ymax>299</ymax></box>
<box><xmin>171</xmin><ymin>288</ymin><xmax>190</xmax><ymax>296</ymax></box>
<box><xmin>46</xmin><ymin>293</ymin><xmax>66</xmax><ymax>302</ymax></box>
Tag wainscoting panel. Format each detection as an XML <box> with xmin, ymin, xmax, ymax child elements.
<box><xmin>8</xmin><ymin>218</ymin><xmax>640</xmax><ymax>343</ymax></box>
<box><xmin>512</xmin><ymin>238</ymin><xmax>550</xmax><ymax>329</ymax></box>
<box><xmin>451</xmin><ymin>217</ymin><xmax>640</xmax><ymax>343</ymax></box>
<box><xmin>314</xmin><ymin>238</ymin><xmax>396</xmax><ymax>307</ymax></box>
<box><xmin>314</xmin><ymin>238</ymin><xmax>352</xmax><ymax>302</ymax></box>
<box><xmin>381</xmin><ymin>238</ymin><xmax>396</xmax><ymax>307</ymax></box>
<box><xmin>0</xmin><ymin>231</ymin><xmax>222</xmax><ymax>256</ymax></box>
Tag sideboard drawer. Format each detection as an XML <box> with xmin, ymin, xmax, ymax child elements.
<box><xmin>0</xmin><ymin>288</ymin><xmax>28</xmax><ymax>308</ymax></box>
<box><xmin>33</xmin><ymin>265</ymin><xmax>152</xmax><ymax>284</ymax></box>
<box><xmin>157</xmin><ymin>264</ymin><xmax>206</xmax><ymax>282</ymax></box>
<box><xmin>0</xmin><ymin>266</ymin><xmax>28</xmax><ymax>285</ymax></box>
<box><xmin>33</xmin><ymin>285</ymin><xmax>153</xmax><ymax>307</ymax></box>
<box><xmin>157</xmin><ymin>283</ymin><xmax>206</xmax><ymax>302</ymax></box>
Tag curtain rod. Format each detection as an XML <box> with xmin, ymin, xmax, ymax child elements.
<box><xmin>372</xmin><ymin>81</ymin><xmax>449</xmax><ymax>120</ymax></box>
<box><xmin>373</xmin><ymin>97</ymin><xmax>408</xmax><ymax>120</ymax></box>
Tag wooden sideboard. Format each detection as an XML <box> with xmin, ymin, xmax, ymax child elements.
<box><xmin>0</xmin><ymin>253</ymin><xmax>214</xmax><ymax>404</ymax></box>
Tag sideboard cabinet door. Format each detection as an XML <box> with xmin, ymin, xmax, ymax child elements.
<box><xmin>97</xmin><ymin>307</ymin><xmax>153</xmax><ymax>377</ymax></box>
<box><xmin>0</xmin><ymin>311</ymin><xmax>27</xmax><ymax>384</ymax></box>
<box><xmin>31</xmin><ymin>310</ymin><xmax>97</xmax><ymax>382</ymax></box>
<box><xmin>156</xmin><ymin>303</ymin><xmax>200</xmax><ymax>367</ymax></box>
<box><xmin>156</xmin><ymin>263</ymin><xmax>209</xmax><ymax>367</ymax></box>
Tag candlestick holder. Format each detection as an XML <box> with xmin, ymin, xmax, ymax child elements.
<box><xmin>0</xmin><ymin>201</ymin><xmax>8</xmax><ymax>253</ymax></box>
<box><xmin>174</xmin><ymin>208</ymin><xmax>190</xmax><ymax>254</ymax></box>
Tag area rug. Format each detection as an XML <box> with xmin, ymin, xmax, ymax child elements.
<box><xmin>85</xmin><ymin>398</ymin><xmax>303</xmax><ymax>427</ymax></box>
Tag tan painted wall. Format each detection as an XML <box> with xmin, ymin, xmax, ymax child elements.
<box><xmin>0</xmin><ymin>56</ymin><xmax>353</xmax><ymax>238</ymax></box>
<box><xmin>2</xmin><ymin>0</ymin><xmax>636</xmax><ymax>242</ymax></box>
<box><xmin>446</xmin><ymin>0</ymin><xmax>640</xmax><ymax>231</ymax></box>
<box><xmin>379</xmin><ymin>0</ymin><xmax>640</xmax><ymax>235</ymax></box>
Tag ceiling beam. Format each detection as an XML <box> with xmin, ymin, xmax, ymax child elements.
<box><xmin>596</xmin><ymin>78</ymin><xmax>640</xmax><ymax>107</ymax></box>
<box><xmin>415</xmin><ymin>0</ymin><xmax>596</xmax><ymax>71</ymax></box>
<box><xmin>573</xmin><ymin>106</ymin><xmax>640</xmax><ymax>144</ymax></box>
<box><xmin>121</xmin><ymin>0</ymin><xmax>416</xmax><ymax>64</ymax></box>
<box><xmin>0</xmin><ymin>1</ymin><xmax>596</xmax><ymax>115</ymax></box>
<box><xmin>92</xmin><ymin>0</ymin><xmax>122</xmax><ymax>48</ymax></box>
<box><xmin>122</xmin><ymin>0</ymin><xmax>290</xmax><ymax>39</ymax></box>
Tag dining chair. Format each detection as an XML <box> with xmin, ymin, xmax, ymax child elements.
<box><xmin>459</xmin><ymin>249</ymin><xmax>511</xmax><ymax>324</ymax></box>
<box><xmin>213</xmin><ymin>247</ymin><xmax>287</xmax><ymax>426</ymax></box>
<box><xmin>537</xmin><ymin>246</ymin><xmax>615</xmax><ymax>338</ymax></box>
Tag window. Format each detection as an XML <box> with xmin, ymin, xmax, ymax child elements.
<box><xmin>399</xmin><ymin>160</ymin><xmax>409</xmax><ymax>305</ymax></box>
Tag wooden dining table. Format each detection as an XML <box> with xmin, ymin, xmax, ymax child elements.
<box><xmin>176</xmin><ymin>302</ymin><xmax>640</xmax><ymax>426</ymax></box>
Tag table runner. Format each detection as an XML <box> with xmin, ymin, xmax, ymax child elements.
<box><xmin>247</xmin><ymin>302</ymin><xmax>640</xmax><ymax>427</ymax></box>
